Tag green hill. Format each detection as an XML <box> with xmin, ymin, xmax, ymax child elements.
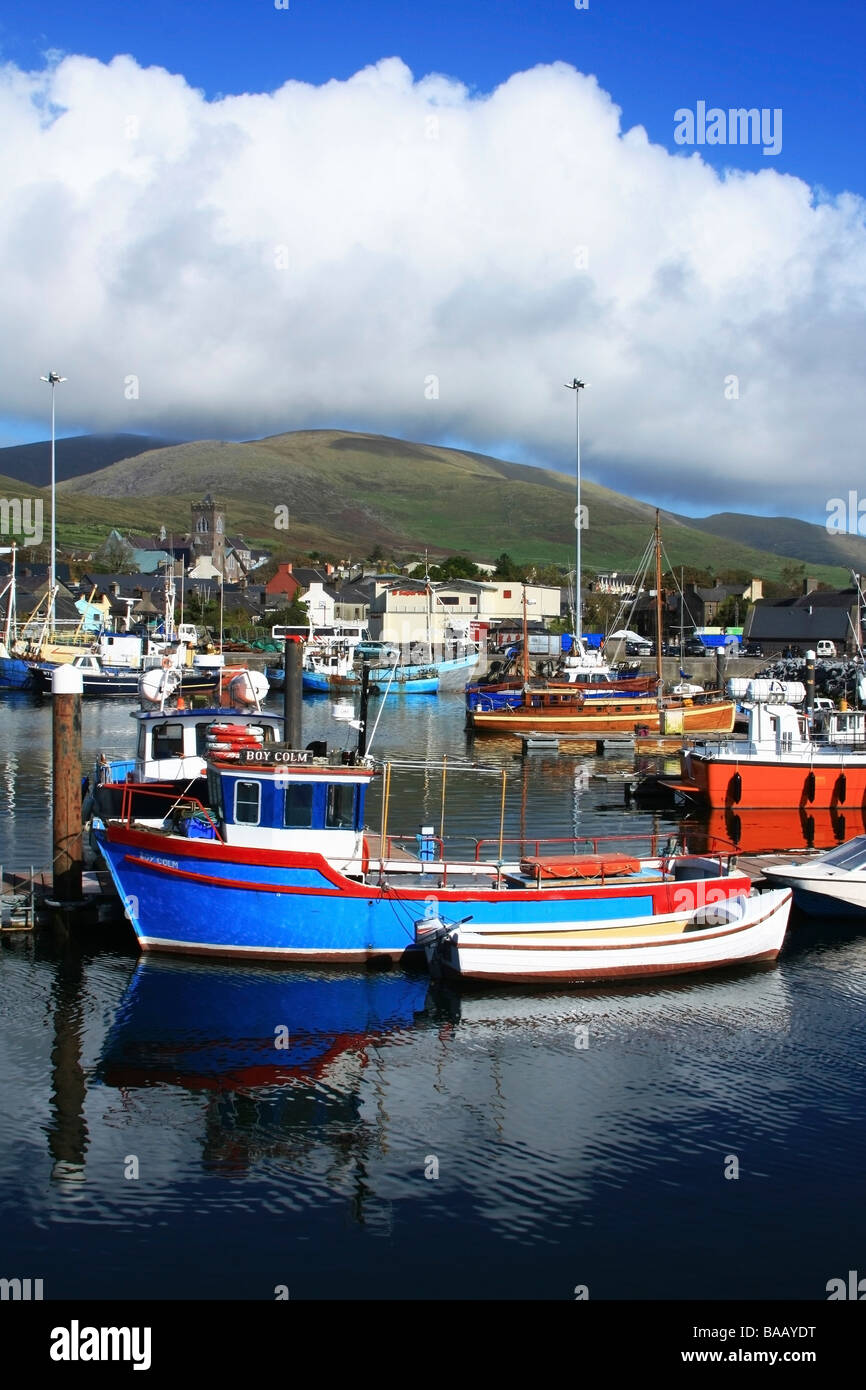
<box><xmin>0</xmin><ymin>434</ymin><xmax>179</xmax><ymax>488</ymax></box>
<box><xmin>673</xmin><ymin>510</ymin><xmax>865</xmax><ymax>574</ymax></box>
<box><xmin>9</xmin><ymin>427</ymin><xmax>854</xmax><ymax>585</ymax></box>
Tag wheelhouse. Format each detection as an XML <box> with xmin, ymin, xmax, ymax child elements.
<box><xmin>132</xmin><ymin>708</ymin><xmax>284</xmax><ymax>780</ymax></box>
<box><xmin>205</xmin><ymin>748</ymin><xmax>375</xmax><ymax>856</ymax></box>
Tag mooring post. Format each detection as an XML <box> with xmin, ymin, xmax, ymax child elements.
<box><xmin>357</xmin><ymin>662</ymin><xmax>370</xmax><ymax>758</ymax></box>
<box><xmin>283</xmin><ymin>636</ymin><xmax>303</xmax><ymax>748</ymax></box>
<box><xmin>805</xmin><ymin>648</ymin><xmax>815</xmax><ymax>720</ymax></box>
<box><xmin>52</xmin><ymin>664</ymin><xmax>84</xmax><ymax>903</ymax></box>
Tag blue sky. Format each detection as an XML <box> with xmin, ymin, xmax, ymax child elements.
<box><xmin>3</xmin><ymin>0</ymin><xmax>861</xmax><ymax>193</ymax></box>
<box><xmin>0</xmin><ymin>0</ymin><xmax>863</xmax><ymax>519</ymax></box>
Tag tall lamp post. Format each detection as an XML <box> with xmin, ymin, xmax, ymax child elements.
<box><xmin>40</xmin><ymin>370</ymin><xmax>67</xmax><ymax>605</ymax></box>
<box><xmin>564</xmin><ymin>377</ymin><xmax>586</xmax><ymax>643</ymax></box>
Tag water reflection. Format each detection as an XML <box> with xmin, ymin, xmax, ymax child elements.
<box><xmin>684</xmin><ymin>805</ymin><xmax>865</xmax><ymax>854</ymax></box>
<box><xmin>97</xmin><ymin>960</ymin><xmax>430</xmax><ymax>1178</ymax></box>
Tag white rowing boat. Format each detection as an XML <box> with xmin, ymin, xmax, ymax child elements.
<box><xmin>416</xmin><ymin>889</ymin><xmax>792</xmax><ymax>984</ymax></box>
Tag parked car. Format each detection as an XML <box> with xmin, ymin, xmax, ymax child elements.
<box><xmin>742</xmin><ymin>643</ymin><xmax>764</xmax><ymax>657</ymax></box>
<box><xmin>683</xmin><ymin>639</ymin><xmax>707</xmax><ymax>657</ymax></box>
<box><xmin>625</xmin><ymin>641</ymin><xmax>654</xmax><ymax>656</ymax></box>
<box><xmin>816</xmin><ymin>640</ymin><xmax>837</xmax><ymax>658</ymax></box>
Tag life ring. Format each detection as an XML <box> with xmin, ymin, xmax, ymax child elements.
<box><xmin>162</xmin><ymin>656</ymin><xmax>173</xmax><ymax>670</ymax></box>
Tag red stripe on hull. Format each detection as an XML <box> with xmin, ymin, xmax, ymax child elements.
<box><xmin>109</xmin><ymin>824</ymin><xmax>748</xmax><ymax>904</ymax></box>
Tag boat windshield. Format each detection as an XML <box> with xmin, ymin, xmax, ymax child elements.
<box><xmin>815</xmin><ymin>836</ymin><xmax>866</xmax><ymax>870</ymax></box>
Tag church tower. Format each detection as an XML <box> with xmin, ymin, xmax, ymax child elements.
<box><xmin>190</xmin><ymin>494</ymin><xmax>226</xmax><ymax>574</ymax></box>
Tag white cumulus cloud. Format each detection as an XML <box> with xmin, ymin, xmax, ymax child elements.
<box><xmin>0</xmin><ymin>51</ymin><xmax>864</xmax><ymax>515</ymax></box>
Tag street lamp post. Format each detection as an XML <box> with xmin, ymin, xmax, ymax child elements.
<box><xmin>564</xmin><ymin>378</ymin><xmax>586</xmax><ymax>644</ymax></box>
<box><xmin>40</xmin><ymin>370</ymin><xmax>67</xmax><ymax>607</ymax></box>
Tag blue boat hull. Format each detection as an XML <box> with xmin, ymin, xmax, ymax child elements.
<box><xmin>303</xmin><ymin>652</ymin><xmax>477</xmax><ymax>695</ymax></box>
<box><xmin>95</xmin><ymin>824</ymin><xmax>667</xmax><ymax>962</ymax></box>
<box><xmin>0</xmin><ymin>656</ymin><xmax>33</xmax><ymax>689</ymax></box>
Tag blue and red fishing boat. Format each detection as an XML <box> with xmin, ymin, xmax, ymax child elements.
<box><xmin>93</xmin><ymin>739</ymin><xmax>751</xmax><ymax>965</ymax></box>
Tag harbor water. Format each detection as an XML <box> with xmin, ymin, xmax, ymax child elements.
<box><xmin>1</xmin><ymin>690</ymin><xmax>865</xmax><ymax>1300</ymax></box>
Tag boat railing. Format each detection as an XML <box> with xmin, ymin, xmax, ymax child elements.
<box><xmin>471</xmin><ymin>831</ymin><xmax>674</xmax><ymax>862</ymax></box>
<box><xmin>119</xmin><ymin>782</ymin><xmax>225</xmax><ymax>841</ymax></box>
<box><xmin>379</xmin><ymin>832</ymin><xmax>731</xmax><ymax>886</ymax></box>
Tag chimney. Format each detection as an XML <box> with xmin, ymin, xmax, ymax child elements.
<box><xmin>285</xmin><ymin>562</ymin><xmax>292</xmax><ymax>574</ymax></box>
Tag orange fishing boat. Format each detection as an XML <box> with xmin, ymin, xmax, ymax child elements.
<box><xmin>670</xmin><ymin>701</ymin><xmax>866</xmax><ymax>809</ymax></box>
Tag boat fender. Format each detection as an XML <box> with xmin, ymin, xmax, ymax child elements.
<box><xmin>836</xmin><ymin>772</ymin><xmax>847</xmax><ymax>804</ymax></box>
<box><xmin>804</xmin><ymin>771</ymin><xmax>816</xmax><ymax>803</ymax></box>
<box><xmin>729</xmin><ymin>771</ymin><xmax>742</xmax><ymax>804</ymax></box>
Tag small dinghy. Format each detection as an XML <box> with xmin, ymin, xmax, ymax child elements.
<box><xmin>416</xmin><ymin>888</ymin><xmax>792</xmax><ymax>985</ymax></box>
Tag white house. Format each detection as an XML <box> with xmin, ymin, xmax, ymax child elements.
<box><xmin>299</xmin><ymin>580</ymin><xmax>336</xmax><ymax>628</ymax></box>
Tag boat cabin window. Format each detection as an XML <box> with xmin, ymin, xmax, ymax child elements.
<box><xmin>152</xmin><ymin>723</ymin><xmax>185</xmax><ymax>759</ymax></box>
<box><xmin>283</xmin><ymin>782</ymin><xmax>314</xmax><ymax>828</ymax></box>
<box><xmin>234</xmin><ymin>780</ymin><xmax>261</xmax><ymax>826</ymax></box>
<box><xmin>207</xmin><ymin>769</ymin><xmax>224</xmax><ymax>823</ymax></box>
<box><xmin>326</xmin><ymin>782</ymin><xmax>355</xmax><ymax>829</ymax></box>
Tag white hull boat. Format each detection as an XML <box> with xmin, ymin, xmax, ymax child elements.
<box><xmin>762</xmin><ymin>836</ymin><xmax>866</xmax><ymax>917</ymax></box>
<box><xmin>417</xmin><ymin>889</ymin><xmax>792</xmax><ymax>984</ymax></box>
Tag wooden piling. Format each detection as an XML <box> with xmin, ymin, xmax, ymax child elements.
<box><xmin>283</xmin><ymin>636</ymin><xmax>303</xmax><ymax>749</ymax></box>
<box><xmin>52</xmin><ymin>664</ymin><xmax>84</xmax><ymax>904</ymax></box>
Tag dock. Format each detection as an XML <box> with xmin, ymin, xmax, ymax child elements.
<box><xmin>735</xmin><ymin>850</ymin><xmax>818</xmax><ymax>886</ymax></box>
<box><xmin>1</xmin><ymin>866</ymin><xmax>124</xmax><ymax>929</ymax></box>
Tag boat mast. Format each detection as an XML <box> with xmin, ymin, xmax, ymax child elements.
<box><xmin>654</xmin><ymin>510</ymin><xmax>664</xmax><ymax>707</ymax></box>
<box><xmin>40</xmin><ymin>370</ymin><xmax>66</xmax><ymax>633</ymax></box>
<box><xmin>4</xmin><ymin>544</ymin><xmax>16</xmax><ymax>646</ymax></box>
<box><xmin>564</xmin><ymin>378</ymin><xmax>586</xmax><ymax>649</ymax></box>
<box><xmin>522</xmin><ymin>585</ymin><xmax>530</xmax><ymax>685</ymax></box>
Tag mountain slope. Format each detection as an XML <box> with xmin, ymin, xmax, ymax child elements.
<box><xmin>7</xmin><ymin>427</ymin><xmax>851</xmax><ymax>585</ymax></box>
<box><xmin>673</xmin><ymin>510</ymin><xmax>866</xmax><ymax>574</ymax></box>
<box><xmin>0</xmin><ymin>434</ymin><xmax>180</xmax><ymax>488</ymax></box>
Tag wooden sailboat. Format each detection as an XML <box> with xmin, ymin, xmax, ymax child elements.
<box><xmin>467</xmin><ymin>513</ymin><xmax>735</xmax><ymax>736</ymax></box>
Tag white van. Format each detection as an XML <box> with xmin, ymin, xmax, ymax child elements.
<box><xmin>816</xmin><ymin>640</ymin><xmax>836</xmax><ymax>658</ymax></box>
